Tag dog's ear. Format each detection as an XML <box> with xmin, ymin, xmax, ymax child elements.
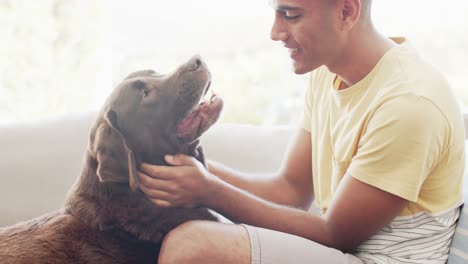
<box><xmin>93</xmin><ymin>110</ymin><xmax>140</xmax><ymax>192</ymax></box>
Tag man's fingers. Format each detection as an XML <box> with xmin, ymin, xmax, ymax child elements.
<box><xmin>141</xmin><ymin>188</ymin><xmax>190</xmax><ymax>208</ymax></box>
<box><xmin>140</xmin><ymin>155</ymin><xmax>198</xmax><ymax>179</ymax></box>
<box><xmin>150</xmin><ymin>199</ymin><xmax>172</xmax><ymax>208</ymax></box>
<box><xmin>138</xmin><ymin>172</ymin><xmax>175</xmax><ymax>192</ymax></box>
<box><xmin>139</xmin><ymin>184</ymin><xmax>174</xmax><ymax>200</ymax></box>
<box><xmin>165</xmin><ymin>154</ymin><xmax>197</xmax><ymax>166</ymax></box>
<box><xmin>139</xmin><ymin>163</ymin><xmax>174</xmax><ymax>180</ymax></box>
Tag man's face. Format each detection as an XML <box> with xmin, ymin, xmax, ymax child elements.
<box><xmin>269</xmin><ymin>0</ymin><xmax>343</xmax><ymax>74</ymax></box>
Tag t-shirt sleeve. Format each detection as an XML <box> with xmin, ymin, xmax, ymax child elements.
<box><xmin>347</xmin><ymin>95</ymin><xmax>451</xmax><ymax>202</ymax></box>
<box><xmin>300</xmin><ymin>73</ymin><xmax>315</xmax><ymax>132</ymax></box>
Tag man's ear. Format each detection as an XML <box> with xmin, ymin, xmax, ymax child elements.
<box><xmin>93</xmin><ymin>110</ymin><xmax>140</xmax><ymax>192</ymax></box>
<box><xmin>340</xmin><ymin>0</ymin><xmax>361</xmax><ymax>31</ymax></box>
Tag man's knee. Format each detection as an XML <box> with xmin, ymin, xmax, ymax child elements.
<box><xmin>158</xmin><ymin>220</ymin><xmax>216</xmax><ymax>264</ymax></box>
<box><xmin>158</xmin><ymin>220</ymin><xmax>251</xmax><ymax>264</ymax></box>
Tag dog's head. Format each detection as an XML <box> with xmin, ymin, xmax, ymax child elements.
<box><xmin>89</xmin><ymin>55</ymin><xmax>223</xmax><ymax>192</ymax></box>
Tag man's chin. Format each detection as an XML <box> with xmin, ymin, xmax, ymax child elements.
<box><xmin>292</xmin><ymin>64</ymin><xmax>311</xmax><ymax>75</ymax></box>
<box><xmin>292</xmin><ymin>61</ymin><xmax>319</xmax><ymax>75</ymax></box>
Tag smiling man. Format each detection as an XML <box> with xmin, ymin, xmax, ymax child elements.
<box><xmin>138</xmin><ymin>0</ymin><xmax>465</xmax><ymax>263</ymax></box>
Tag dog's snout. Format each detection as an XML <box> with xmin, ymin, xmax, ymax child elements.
<box><xmin>188</xmin><ymin>55</ymin><xmax>203</xmax><ymax>71</ymax></box>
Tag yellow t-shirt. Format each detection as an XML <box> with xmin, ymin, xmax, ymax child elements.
<box><xmin>301</xmin><ymin>40</ymin><xmax>465</xmax><ymax>263</ymax></box>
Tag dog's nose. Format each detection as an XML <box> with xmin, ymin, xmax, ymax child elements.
<box><xmin>188</xmin><ymin>55</ymin><xmax>203</xmax><ymax>71</ymax></box>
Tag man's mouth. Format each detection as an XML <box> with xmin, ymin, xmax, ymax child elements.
<box><xmin>283</xmin><ymin>42</ymin><xmax>301</xmax><ymax>59</ymax></box>
<box><xmin>289</xmin><ymin>48</ymin><xmax>300</xmax><ymax>58</ymax></box>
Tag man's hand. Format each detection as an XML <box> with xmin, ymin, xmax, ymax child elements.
<box><xmin>138</xmin><ymin>154</ymin><xmax>218</xmax><ymax>208</ymax></box>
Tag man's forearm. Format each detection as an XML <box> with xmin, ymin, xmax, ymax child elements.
<box><xmin>207</xmin><ymin>160</ymin><xmax>310</xmax><ymax>209</ymax></box>
<box><xmin>203</xmin><ymin>175</ymin><xmax>335</xmax><ymax>248</ymax></box>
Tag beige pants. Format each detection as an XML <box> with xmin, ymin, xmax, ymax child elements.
<box><xmin>242</xmin><ymin>225</ymin><xmax>364</xmax><ymax>264</ymax></box>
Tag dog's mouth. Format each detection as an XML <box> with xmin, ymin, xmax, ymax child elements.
<box><xmin>175</xmin><ymin>82</ymin><xmax>223</xmax><ymax>143</ymax></box>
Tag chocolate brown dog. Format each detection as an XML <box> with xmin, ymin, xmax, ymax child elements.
<box><xmin>0</xmin><ymin>55</ymin><xmax>223</xmax><ymax>263</ymax></box>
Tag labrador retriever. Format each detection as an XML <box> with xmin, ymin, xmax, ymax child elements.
<box><xmin>0</xmin><ymin>55</ymin><xmax>223</xmax><ymax>264</ymax></box>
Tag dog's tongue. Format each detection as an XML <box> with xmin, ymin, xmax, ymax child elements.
<box><xmin>176</xmin><ymin>110</ymin><xmax>200</xmax><ymax>137</ymax></box>
<box><xmin>176</xmin><ymin>95</ymin><xmax>223</xmax><ymax>142</ymax></box>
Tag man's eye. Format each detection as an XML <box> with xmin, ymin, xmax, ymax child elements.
<box><xmin>284</xmin><ymin>11</ymin><xmax>300</xmax><ymax>20</ymax></box>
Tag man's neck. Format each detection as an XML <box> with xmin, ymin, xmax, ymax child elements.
<box><xmin>328</xmin><ymin>29</ymin><xmax>398</xmax><ymax>90</ymax></box>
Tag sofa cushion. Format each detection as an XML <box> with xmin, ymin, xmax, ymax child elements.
<box><xmin>0</xmin><ymin>111</ymin><xmax>95</xmax><ymax>225</ymax></box>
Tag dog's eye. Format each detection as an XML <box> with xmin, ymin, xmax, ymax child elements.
<box><xmin>133</xmin><ymin>80</ymin><xmax>149</xmax><ymax>98</ymax></box>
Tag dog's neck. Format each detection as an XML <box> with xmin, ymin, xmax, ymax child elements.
<box><xmin>64</xmin><ymin>142</ymin><xmax>213</xmax><ymax>243</ymax></box>
<box><xmin>143</xmin><ymin>139</ymin><xmax>205</xmax><ymax>166</ymax></box>
<box><xmin>64</xmin><ymin>153</ymin><xmax>167</xmax><ymax>241</ymax></box>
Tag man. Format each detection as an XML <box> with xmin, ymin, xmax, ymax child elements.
<box><xmin>138</xmin><ymin>0</ymin><xmax>465</xmax><ymax>263</ymax></box>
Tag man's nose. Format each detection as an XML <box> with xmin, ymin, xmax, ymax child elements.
<box><xmin>270</xmin><ymin>16</ymin><xmax>288</xmax><ymax>42</ymax></box>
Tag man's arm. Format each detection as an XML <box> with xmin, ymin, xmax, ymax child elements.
<box><xmin>206</xmin><ymin>128</ymin><xmax>313</xmax><ymax>209</ymax></box>
<box><xmin>202</xmin><ymin>171</ymin><xmax>408</xmax><ymax>252</ymax></box>
<box><xmin>138</xmin><ymin>127</ymin><xmax>408</xmax><ymax>251</ymax></box>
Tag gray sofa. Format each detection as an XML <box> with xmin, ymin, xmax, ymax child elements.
<box><xmin>0</xmin><ymin>111</ymin><xmax>466</xmax><ymax>263</ymax></box>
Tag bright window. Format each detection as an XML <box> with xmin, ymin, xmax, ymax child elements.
<box><xmin>1</xmin><ymin>0</ymin><xmax>467</xmax><ymax>125</ymax></box>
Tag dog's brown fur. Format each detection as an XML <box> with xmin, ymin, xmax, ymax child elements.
<box><xmin>0</xmin><ymin>56</ymin><xmax>223</xmax><ymax>263</ymax></box>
